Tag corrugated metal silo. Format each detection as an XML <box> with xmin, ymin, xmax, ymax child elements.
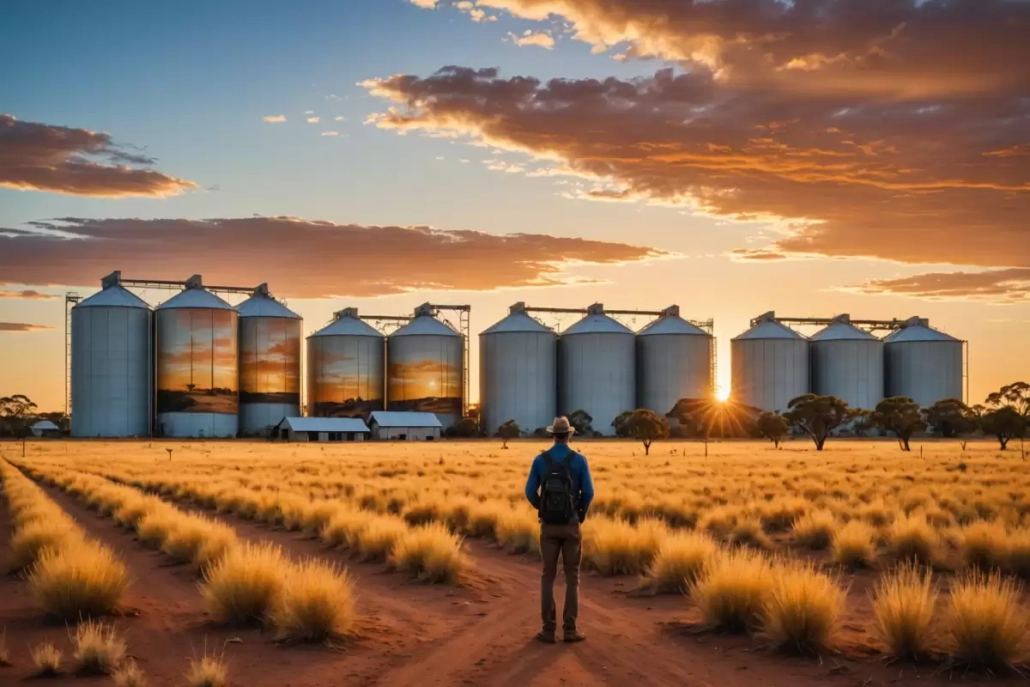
<box><xmin>307</xmin><ymin>308</ymin><xmax>385</xmax><ymax>419</ymax></box>
<box><xmin>154</xmin><ymin>277</ymin><xmax>238</xmax><ymax>437</ymax></box>
<box><xmin>637</xmin><ymin>306</ymin><xmax>713</xmax><ymax>416</ymax></box>
<box><xmin>810</xmin><ymin>315</ymin><xmax>884</xmax><ymax>410</ymax></box>
<box><xmin>559</xmin><ymin>304</ymin><xmax>635</xmax><ymax>437</ymax></box>
<box><xmin>731</xmin><ymin>312</ymin><xmax>809</xmax><ymax>412</ymax></box>
<box><xmin>236</xmin><ymin>285</ymin><xmax>302</xmax><ymax>436</ymax></box>
<box><xmin>480</xmin><ymin>302</ymin><xmax>557</xmax><ymax>436</ymax></box>
<box><xmin>885</xmin><ymin>317</ymin><xmax>963</xmax><ymax>407</ymax></box>
<box><xmin>388</xmin><ymin>304</ymin><xmax>464</xmax><ymax>428</ymax></box>
<box><xmin>71</xmin><ymin>273</ymin><xmax>152</xmax><ymax>437</ymax></box>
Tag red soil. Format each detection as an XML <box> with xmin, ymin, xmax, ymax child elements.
<box><xmin>1</xmin><ymin>479</ymin><xmax>1017</xmax><ymax>686</ymax></box>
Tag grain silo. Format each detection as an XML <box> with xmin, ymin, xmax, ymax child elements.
<box><xmin>387</xmin><ymin>304</ymin><xmax>464</xmax><ymax>428</ymax></box>
<box><xmin>480</xmin><ymin>302</ymin><xmax>557</xmax><ymax>436</ymax></box>
<box><xmin>307</xmin><ymin>308</ymin><xmax>385</xmax><ymax>419</ymax></box>
<box><xmin>236</xmin><ymin>285</ymin><xmax>302</xmax><ymax>436</ymax></box>
<box><xmin>154</xmin><ymin>278</ymin><xmax>238</xmax><ymax>437</ymax></box>
<box><xmin>731</xmin><ymin>312</ymin><xmax>809</xmax><ymax>412</ymax></box>
<box><xmin>559</xmin><ymin>304</ymin><xmax>635</xmax><ymax>437</ymax></box>
<box><xmin>71</xmin><ymin>273</ymin><xmax>152</xmax><ymax>437</ymax></box>
<box><xmin>636</xmin><ymin>306</ymin><xmax>713</xmax><ymax>416</ymax></box>
<box><xmin>810</xmin><ymin>315</ymin><xmax>884</xmax><ymax>410</ymax></box>
<box><xmin>885</xmin><ymin>317</ymin><xmax>963</xmax><ymax>407</ymax></box>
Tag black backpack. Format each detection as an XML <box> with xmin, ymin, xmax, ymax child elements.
<box><xmin>539</xmin><ymin>449</ymin><xmax>576</xmax><ymax>525</ymax></box>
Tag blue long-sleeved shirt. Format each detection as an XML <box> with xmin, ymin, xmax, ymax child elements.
<box><xmin>524</xmin><ymin>443</ymin><xmax>594</xmax><ymax>520</ymax></box>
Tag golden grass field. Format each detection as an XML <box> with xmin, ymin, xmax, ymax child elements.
<box><xmin>1</xmin><ymin>436</ymin><xmax>1029</xmax><ymax>686</ymax></box>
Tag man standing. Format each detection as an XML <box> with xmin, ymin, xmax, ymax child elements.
<box><xmin>524</xmin><ymin>416</ymin><xmax>594</xmax><ymax>644</ymax></box>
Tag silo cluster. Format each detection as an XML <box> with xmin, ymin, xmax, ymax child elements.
<box><xmin>478</xmin><ymin>303</ymin><xmax>715</xmax><ymax>437</ymax></box>
<box><xmin>729</xmin><ymin>312</ymin><xmax>963</xmax><ymax>413</ymax></box>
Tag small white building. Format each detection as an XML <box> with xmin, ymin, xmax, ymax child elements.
<box><xmin>30</xmin><ymin>420</ymin><xmax>61</xmax><ymax>438</ymax></box>
<box><xmin>274</xmin><ymin>417</ymin><xmax>369</xmax><ymax>442</ymax></box>
<box><xmin>368</xmin><ymin>411</ymin><xmax>443</xmax><ymax>441</ymax></box>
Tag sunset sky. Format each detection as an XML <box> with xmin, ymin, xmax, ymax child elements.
<box><xmin>1</xmin><ymin>0</ymin><xmax>1027</xmax><ymax>412</ymax></box>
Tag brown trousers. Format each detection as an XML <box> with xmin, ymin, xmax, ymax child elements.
<box><xmin>540</xmin><ymin>522</ymin><xmax>582</xmax><ymax>632</ymax></box>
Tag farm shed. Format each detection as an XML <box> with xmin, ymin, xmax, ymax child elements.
<box><xmin>368</xmin><ymin>411</ymin><xmax>443</xmax><ymax>441</ymax></box>
<box><xmin>30</xmin><ymin>420</ymin><xmax>61</xmax><ymax>438</ymax></box>
<box><xmin>275</xmin><ymin>417</ymin><xmax>369</xmax><ymax>442</ymax></box>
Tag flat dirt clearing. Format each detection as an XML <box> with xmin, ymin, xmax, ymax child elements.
<box><xmin>1</xmin><ymin>437</ymin><xmax>1026</xmax><ymax>686</ymax></box>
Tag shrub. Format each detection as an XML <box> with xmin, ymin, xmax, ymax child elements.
<box><xmin>71</xmin><ymin>619</ymin><xmax>126</xmax><ymax>675</ymax></box>
<box><xmin>184</xmin><ymin>649</ymin><xmax>229</xmax><ymax>687</ymax></box>
<box><xmin>29</xmin><ymin>540</ymin><xmax>128</xmax><ymax>619</ymax></box>
<box><xmin>960</xmin><ymin>521</ymin><xmax>1010</xmax><ymax>571</ymax></box>
<box><xmin>319</xmin><ymin>509</ymin><xmax>369</xmax><ymax>550</ymax></box>
<box><xmin>494</xmin><ymin>508</ymin><xmax>540</xmax><ymax>556</ymax></box>
<box><xmin>389</xmin><ymin>523</ymin><xmax>469</xmax><ymax>583</ymax></box>
<box><xmin>641</xmin><ymin>531</ymin><xmax>718</xmax><ymax>594</ymax></box>
<box><xmin>886</xmin><ymin>514</ymin><xmax>940</xmax><ymax>565</ymax></box>
<box><xmin>201</xmin><ymin>542</ymin><xmax>285</xmax><ymax>625</ymax></box>
<box><xmin>354</xmin><ymin>517</ymin><xmax>409</xmax><ymax>563</ymax></box>
<box><xmin>690</xmin><ymin>549</ymin><xmax>773</xmax><ymax>632</ymax></box>
<box><xmin>113</xmin><ymin>498</ymin><xmax>156</xmax><ymax>529</ymax></box>
<box><xmin>872</xmin><ymin>562</ymin><xmax>938</xmax><ymax>659</ymax></box>
<box><xmin>272</xmin><ymin>559</ymin><xmax>356</xmax><ymax>641</ymax></box>
<box><xmin>759</xmin><ymin>498</ymin><xmax>808</xmax><ymax>533</ymax></box>
<box><xmin>945</xmin><ymin>571</ymin><xmax>1029</xmax><ymax>671</ymax></box>
<box><xmin>136</xmin><ymin>508</ymin><xmax>180</xmax><ymax>548</ymax></box>
<box><xmin>584</xmin><ymin>519</ymin><xmax>665</xmax><ymax>576</ymax></box>
<box><xmin>112</xmin><ymin>659</ymin><xmax>147</xmax><ymax>686</ymax></box>
<box><xmin>698</xmin><ymin>506</ymin><xmax>740</xmax><ymax>538</ymax></box>
<box><xmin>792</xmin><ymin>510</ymin><xmax>837</xmax><ymax>550</ymax></box>
<box><xmin>859</xmin><ymin>500</ymin><xmax>894</xmax><ymax>528</ymax></box>
<box><xmin>729</xmin><ymin>518</ymin><xmax>772</xmax><ymax>550</ymax></box>
<box><xmin>466</xmin><ymin>501</ymin><xmax>506</xmax><ymax>538</ymax></box>
<box><xmin>6</xmin><ymin>519</ymin><xmax>80</xmax><ymax>573</ymax></box>
<box><xmin>1006</xmin><ymin>528</ymin><xmax>1030</xmax><ymax>579</ymax></box>
<box><xmin>31</xmin><ymin>640</ymin><xmax>62</xmax><ymax>676</ymax></box>
<box><xmin>761</xmin><ymin>562</ymin><xmax>844</xmax><ymax>654</ymax></box>
<box><xmin>831</xmin><ymin>520</ymin><xmax>877</xmax><ymax>569</ymax></box>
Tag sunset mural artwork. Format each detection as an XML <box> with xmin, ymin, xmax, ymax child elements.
<box><xmin>307</xmin><ymin>336</ymin><xmax>385</xmax><ymax>419</ymax></box>
<box><xmin>239</xmin><ymin>317</ymin><xmax>300</xmax><ymax>408</ymax></box>
<box><xmin>387</xmin><ymin>340</ymin><xmax>463</xmax><ymax>428</ymax></box>
<box><xmin>155</xmin><ymin>309</ymin><xmax>238</xmax><ymax>417</ymax></box>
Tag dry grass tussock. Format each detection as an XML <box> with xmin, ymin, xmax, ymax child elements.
<box><xmin>184</xmin><ymin>648</ymin><xmax>229</xmax><ymax>687</ymax></box>
<box><xmin>886</xmin><ymin>513</ymin><xmax>940</xmax><ymax>566</ymax></box>
<box><xmin>831</xmin><ymin>520</ymin><xmax>877</xmax><ymax>569</ymax></box>
<box><xmin>0</xmin><ymin>627</ymin><xmax>11</xmax><ymax>667</ymax></box>
<box><xmin>71</xmin><ymin>618</ymin><xmax>126</xmax><ymax>675</ymax></box>
<box><xmin>6</xmin><ymin>518</ymin><xmax>81</xmax><ymax>574</ymax></box>
<box><xmin>112</xmin><ymin>659</ymin><xmax>147</xmax><ymax>687</ymax></box>
<box><xmin>583</xmin><ymin>518</ymin><xmax>667</xmax><ymax>576</ymax></box>
<box><xmin>31</xmin><ymin>640</ymin><xmax>62</xmax><ymax>676</ymax></box>
<box><xmin>29</xmin><ymin>538</ymin><xmax>129</xmax><ymax>619</ymax></box>
<box><xmin>201</xmin><ymin>541</ymin><xmax>286</xmax><ymax>625</ymax></box>
<box><xmin>389</xmin><ymin>523</ymin><xmax>469</xmax><ymax>583</ymax></box>
<box><xmin>1007</xmin><ymin>528</ymin><xmax>1030</xmax><ymax>579</ymax></box>
<box><xmin>960</xmin><ymin>520</ymin><xmax>1010</xmax><ymax>571</ymax></box>
<box><xmin>729</xmin><ymin>517</ymin><xmax>773</xmax><ymax>550</ymax></box>
<box><xmin>792</xmin><ymin>510</ymin><xmax>837</xmax><ymax>551</ymax></box>
<box><xmin>761</xmin><ymin>561</ymin><xmax>844</xmax><ymax>654</ymax></box>
<box><xmin>495</xmin><ymin>507</ymin><xmax>540</xmax><ymax>556</ymax></box>
<box><xmin>945</xmin><ymin>571</ymin><xmax>1029</xmax><ymax>671</ymax></box>
<box><xmin>273</xmin><ymin>559</ymin><xmax>356</xmax><ymax>642</ymax></box>
<box><xmin>641</xmin><ymin>531</ymin><xmax>718</xmax><ymax>594</ymax></box>
<box><xmin>872</xmin><ymin>562</ymin><xmax>938</xmax><ymax>659</ymax></box>
<box><xmin>690</xmin><ymin>548</ymin><xmax>773</xmax><ymax>633</ymax></box>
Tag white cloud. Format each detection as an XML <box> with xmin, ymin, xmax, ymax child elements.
<box><xmin>321</xmin><ymin>131</ymin><xmax>339</xmax><ymax>137</ymax></box>
<box><xmin>262</xmin><ymin>115</ymin><xmax>287</xmax><ymax>123</ymax></box>
<box><xmin>307</xmin><ymin>116</ymin><xmax>320</xmax><ymax>124</ymax></box>
<box><xmin>409</xmin><ymin>0</ymin><xmax>439</xmax><ymax>7</ymax></box>
<box><xmin>334</xmin><ymin>116</ymin><xmax>345</xmax><ymax>121</ymax></box>
<box><xmin>454</xmin><ymin>1</ymin><xmax>497</xmax><ymax>22</ymax></box>
<box><xmin>304</xmin><ymin>110</ymin><xmax>315</xmax><ymax>114</ymax></box>
<box><xmin>508</xmin><ymin>30</ymin><xmax>555</xmax><ymax>49</ymax></box>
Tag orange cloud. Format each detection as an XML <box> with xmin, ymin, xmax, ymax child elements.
<box><xmin>461</xmin><ymin>0</ymin><xmax>1029</xmax><ymax>98</ymax></box>
<box><xmin>365</xmin><ymin>66</ymin><xmax>1029</xmax><ymax>270</ymax></box>
<box><xmin>0</xmin><ymin>217</ymin><xmax>667</xmax><ymax>298</ymax></box>
<box><xmin>0</xmin><ymin>114</ymin><xmax>197</xmax><ymax>198</ymax></box>
<box><xmin>0</xmin><ymin>290</ymin><xmax>57</xmax><ymax>300</ymax></box>
<box><xmin>0</xmin><ymin>322</ymin><xmax>53</xmax><ymax>332</ymax></box>
<box><xmin>853</xmin><ymin>269</ymin><xmax>1030</xmax><ymax>304</ymax></box>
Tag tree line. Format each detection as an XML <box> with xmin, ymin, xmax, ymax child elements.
<box><xmin>0</xmin><ymin>395</ymin><xmax>68</xmax><ymax>437</ymax></box>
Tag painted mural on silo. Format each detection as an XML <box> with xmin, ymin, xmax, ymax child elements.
<box><xmin>155</xmin><ymin>309</ymin><xmax>238</xmax><ymax>415</ymax></box>
<box><xmin>387</xmin><ymin>316</ymin><xmax>463</xmax><ymax>426</ymax></box>
<box><xmin>239</xmin><ymin>317</ymin><xmax>301</xmax><ymax>409</ymax></box>
<box><xmin>308</xmin><ymin>335</ymin><xmax>385</xmax><ymax>418</ymax></box>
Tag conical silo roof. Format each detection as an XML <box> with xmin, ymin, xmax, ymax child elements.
<box><xmin>564</xmin><ymin>304</ymin><xmax>633</xmax><ymax>336</ymax></box>
<box><xmin>637</xmin><ymin>310</ymin><xmax>709</xmax><ymax>337</ymax></box>
<box><xmin>157</xmin><ymin>286</ymin><xmax>233</xmax><ymax>310</ymax></box>
<box><xmin>236</xmin><ymin>292</ymin><xmax>300</xmax><ymax>319</ymax></box>
<box><xmin>74</xmin><ymin>284</ymin><xmax>150</xmax><ymax>310</ymax></box>
<box><xmin>310</xmin><ymin>310</ymin><xmax>383</xmax><ymax>338</ymax></box>
<box><xmin>884</xmin><ymin>318</ymin><xmax>960</xmax><ymax>343</ymax></box>
<box><xmin>481</xmin><ymin>305</ymin><xmax>554</xmax><ymax>335</ymax></box>
<box><xmin>733</xmin><ymin>315</ymin><xmax>805</xmax><ymax>341</ymax></box>
<box><xmin>810</xmin><ymin>318</ymin><xmax>877</xmax><ymax>342</ymax></box>
<box><xmin>391</xmin><ymin>315</ymin><xmax>460</xmax><ymax>338</ymax></box>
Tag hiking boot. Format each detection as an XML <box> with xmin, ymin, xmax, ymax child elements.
<box><xmin>536</xmin><ymin>630</ymin><xmax>556</xmax><ymax>644</ymax></box>
<box><xmin>563</xmin><ymin>629</ymin><xmax>586</xmax><ymax>643</ymax></box>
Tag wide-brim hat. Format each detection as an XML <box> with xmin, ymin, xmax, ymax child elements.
<box><xmin>546</xmin><ymin>416</ymin><xmax>575</xmax><ymax>435</ymax></box>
